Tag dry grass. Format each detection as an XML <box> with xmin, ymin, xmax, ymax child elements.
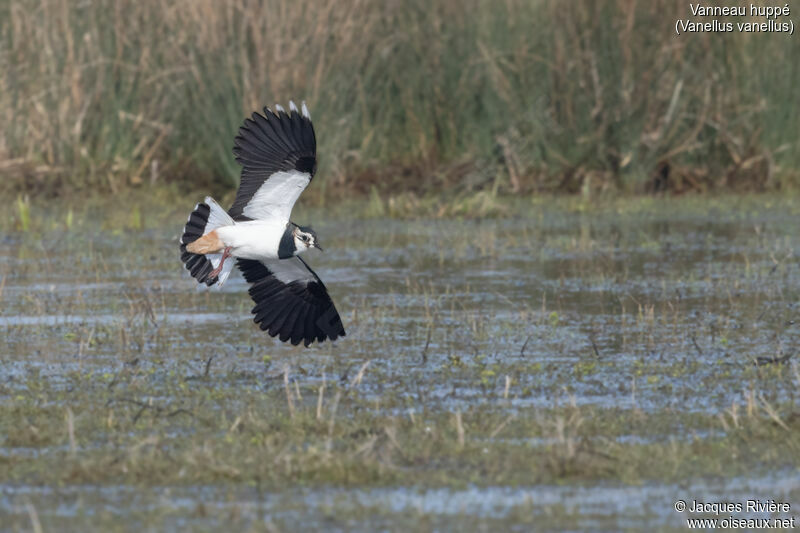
<box><xmin>1</xmin><ymin>0</ymin><xmax>799</xmax><ymax>198</ymax></box>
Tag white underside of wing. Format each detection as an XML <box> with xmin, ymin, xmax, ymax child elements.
<box><xmin>242</xmin><ymin>170</ymin><xmax>311</xmax><ymax>222</ymax></box>
<box><xmin>266</xmin><ymin>256</ymin><xmax>315</xmax><ymax>285</ymax></box>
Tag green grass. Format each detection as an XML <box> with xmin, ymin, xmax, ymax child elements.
<box><xmin>2</xmin><ymin>373</ymin><xmax>798</xmax><ymax>489</ymax></box>
<box><xmin>2</xmin><ymin>351</ymin><xmax>800</xmax><ymax>532</ymax></box>
<box><xmin>1</xmin><ymin>0</ymin><xmax>799</xmax><ymax>200</ymax></box>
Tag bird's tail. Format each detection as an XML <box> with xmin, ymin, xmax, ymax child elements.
<box><xmin>179</xmin><ymin>197</ymin><xmax>235</xmax><ymax>286</ymax></box>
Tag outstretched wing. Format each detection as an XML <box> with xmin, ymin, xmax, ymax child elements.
<box><xmin>230</xmin><ymin>101</ymin><xmax>317</xmax><ymax>222</ymax></box>
<box><xmin>237</xmin><ymin>257</ymin><xmax>345</xmax><ymax>346</ymax></box>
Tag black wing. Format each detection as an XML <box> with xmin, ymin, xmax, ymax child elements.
<box><xmin>237</xmin><ymin>257</ymin><xmax>345</xmax><ymax>346</ymax></box>
<box><xmin>229</xmin><ymin>101</ymin><xmax>317</xmax><ymax>221</ymax></box>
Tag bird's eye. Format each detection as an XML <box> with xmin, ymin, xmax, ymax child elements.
<box><xmin>302</xmin><ymin>235</ymin><xmax>309</xmax><ymax>242</ymax></box>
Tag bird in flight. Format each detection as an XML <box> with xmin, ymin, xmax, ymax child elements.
<box><xmin>179</xmin><ymin>101</ymin><xmax>345</xmax><ymax>346</ymax></box>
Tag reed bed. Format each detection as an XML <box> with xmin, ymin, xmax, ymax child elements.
<box><xmin>1</xmin><ymin>0</ymin><xmax>798</xmax><ymax>199</ymax></box>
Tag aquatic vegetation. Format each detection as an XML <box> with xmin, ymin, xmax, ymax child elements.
<box><xmin>1</xmin><ymin>195</ymin><xmax>799</xmax><ymax>530</ymax></box>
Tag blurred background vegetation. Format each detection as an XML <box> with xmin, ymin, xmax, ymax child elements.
<box><xmin>1</xmin><ymin>0</ymin><xmax>798</xmax><ymax>202</ymax></box>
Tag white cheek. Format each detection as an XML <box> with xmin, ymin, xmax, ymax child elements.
<box><xmin>293</xmin><ymin>236</ymin><xmax>310</xmax><ymax>253</ymax></box>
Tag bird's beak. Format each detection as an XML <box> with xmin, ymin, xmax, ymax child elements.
<box><xmin>313</xmin><ymin>242</ymin><xmax>324</xmax><ymax>252</ymax></box>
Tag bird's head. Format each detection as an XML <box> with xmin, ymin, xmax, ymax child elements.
<box><xmin>293</xmin><ymin>225</ymin><xmax>323</xmax><ymax>253</ymax></box>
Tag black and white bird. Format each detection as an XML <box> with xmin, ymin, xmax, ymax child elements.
<box><xmin>179</xmin><ymin>101</ymin><xmax>345</xmax><ymax>346</ymax></box>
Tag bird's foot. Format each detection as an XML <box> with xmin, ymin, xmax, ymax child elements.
<box><xmin>208</xmin><ymin>246</ymin><xmax>232</xmax><ymax>280</ymax></box>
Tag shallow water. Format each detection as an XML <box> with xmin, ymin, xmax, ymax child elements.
<box><xmin>1</xmin><ymin>197</ymin><xmax>799</xmax><ymax>530</ymax></box>
<box><xmin>2</xmin><ymin>470</ymin><xmax>799</xmax><ymax>532</ymax></box>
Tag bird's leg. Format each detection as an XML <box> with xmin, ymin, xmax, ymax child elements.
<box><xmin>208</xmin><ymin>246</ymin><xmax>232</xmax><ymax>280</ymax></box>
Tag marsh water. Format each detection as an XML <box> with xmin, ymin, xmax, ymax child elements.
<box><xmin>1</xmin><ymin>196</ymin><xmax>799</xmax><ymax>531</ymax></box>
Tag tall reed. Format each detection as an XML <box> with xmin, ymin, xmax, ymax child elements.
<box><xmin>1</xmin><ymin>0</ymin><xmax>797</xmax><ymax>197</ymax></box>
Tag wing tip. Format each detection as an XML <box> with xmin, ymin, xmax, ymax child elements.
<box><xmin>252</xmin><ymin>101</ymin><xmax>310</xmax><ymax>122</ymax></box>
<box><xmin>234</xmin><ymin>103</ymin><xmax>314</xmax><ymax>166</ymax></box>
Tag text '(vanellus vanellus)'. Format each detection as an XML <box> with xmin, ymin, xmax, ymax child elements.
<box><xmin>179</xmin><ymin>102</ymin><xmax>345</xmax><ymax>346</ymax></box>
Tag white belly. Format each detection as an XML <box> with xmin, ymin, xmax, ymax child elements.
<box><xmin>216</xmin><ymin>219</ymin><xmax>287</xmax><ymax>260</ymax></box>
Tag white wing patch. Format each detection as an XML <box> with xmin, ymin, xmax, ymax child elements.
<box><xmin>242</xmin><ymin>170</ymin><xmax>311</xmax><ymax>222</ymax></box>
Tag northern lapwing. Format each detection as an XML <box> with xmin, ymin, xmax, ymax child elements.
<box><xmin>179</xmin><ymin>102</ymin><xmax>345</xmax><ymax>346</ymax></box>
